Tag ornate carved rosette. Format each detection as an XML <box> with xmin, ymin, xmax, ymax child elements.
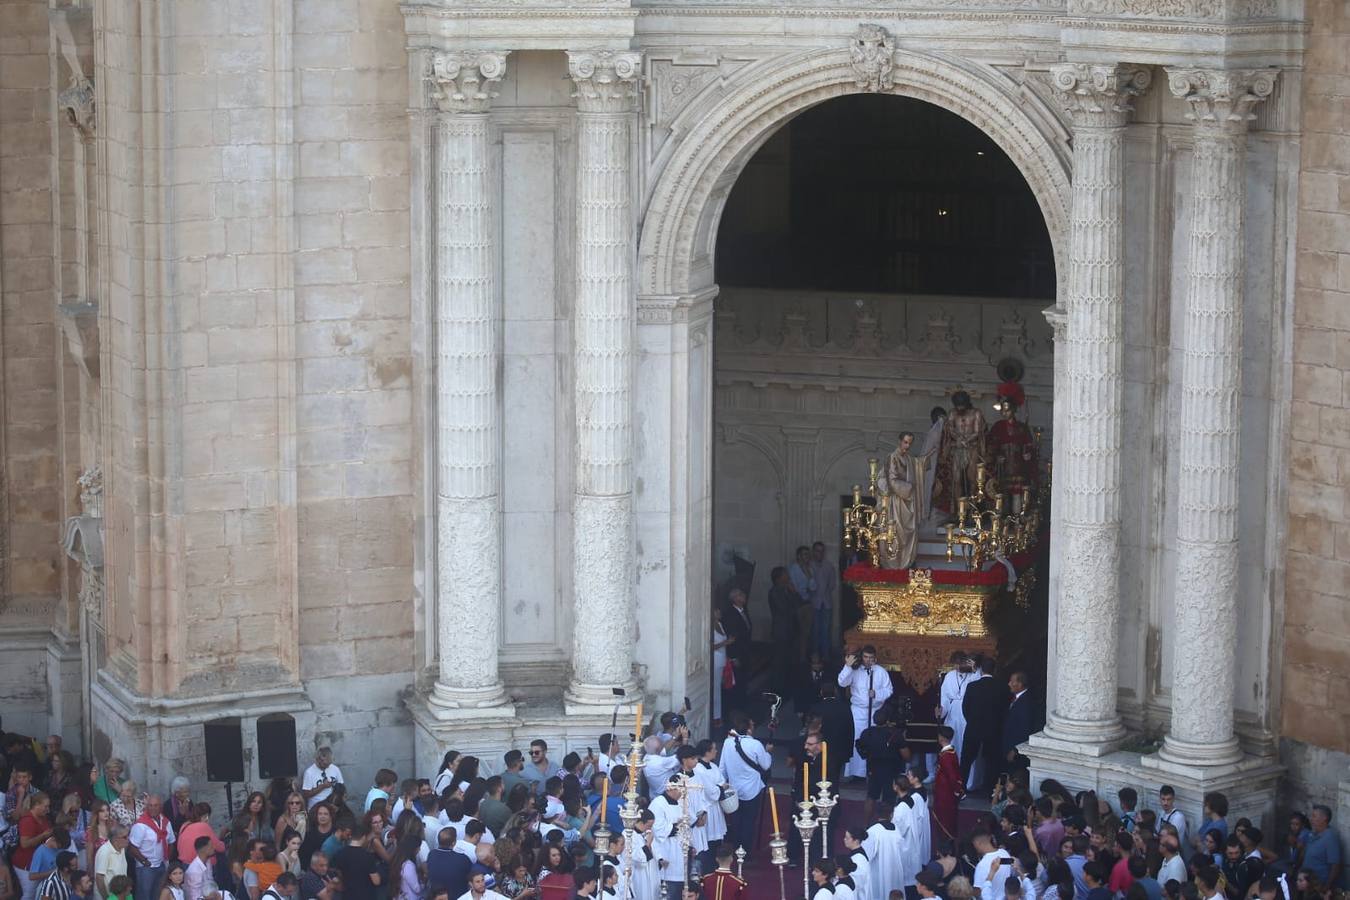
<box><xmin>849</xmin><ymin>24</ymin><xmax>895</xmax><ymax>93</ymax></box>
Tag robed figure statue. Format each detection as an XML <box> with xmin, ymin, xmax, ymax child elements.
<box><xmin>877</xmin><ymin>431</ymin><xmax>937</xmax><ymax>569</ymax></box>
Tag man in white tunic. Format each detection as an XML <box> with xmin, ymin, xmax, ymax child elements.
<box><xmin>891</xmin><ymin>780</ymin><xmax>923</xmax><ymax>892</ymax></box>
<box><xmin>675</xmin><ymin>748</ymin><xmax>709</xmax><ymax>860</ymax></box>
<box><xmin>631</xmin><ymin>813</ymin><xmax>661</xmax><ymax>900</ymax></box>
<box><xmin>842</xmin><ymin>828</ymin><xmax>873</xmax><ymax>900</ymax></box>
<box><xmin>838</xmin><ymin>646</ymin><xmax>894</xmax><ymax>780</ymax></box>
<box><xmin>863</xmin><ymin>810</ymin><xmax>908</xmax><ymax>900</ymax></box>
<box><xmin>650</xmin><ymin>777</ymin><xmax>690</xmax><ymax>899</ymax></box>
<box><xmin>688</xmin><ymin>742</ymin><xmax>727</xmax><ymax>862</ymax></box>
<box><xmin>905</xmin><ymin>770</ymin><xmax>932</xmax><ymax>867</ymax></box>
<box><xmin>936</xmin><ymin>653</ymin><xmax>977</xmax><ymax>778</ymax></box>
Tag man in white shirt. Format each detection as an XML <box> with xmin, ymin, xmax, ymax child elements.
<box><xmin>454</xmin><ymin>871</ymin><xmax>507</xmax><ymax>900</ymax></box>
<box><xmin>640</xmin><ymin>736</ymin><xmax>681</xmax><ymax>801</ymax></box>
<box><xmin>972</xmin><ymin>830</ymin><xmax>1013</xmax><ymax>900</ymax></box>
<box><xmin>452</xmin><ymin>821</ymin><xmax>483</xmax><ymax>863</ymax></box>
<box><xmin>129</xmin><ymin>796</ymin><xmax>175</xmax><ymax>900</ymax></box>
<box><xmin>936</xmin><ymin>653</ymin><xmax>976</xmax><ymax>775</ymax></box>
<box><xmin>1157</xmin><ymin>835</ymin><xmax>1186</xmax><ymax>886</ymax></box>
<box><xmin>719</xmin><ymin>713</ymin><xmax>773</xmax><ymax>858</ymax></box>
<box><xmin>1158</xmin><ymin>786</ymin><xmax>1188</xmax><ymax>848</ymax></box>
<box><xmin>302</xmin><ymin>748</ymin><xmax>344</xmax><ymax>810</ymax></box>
<box><xmin>838</xmin><ymin>646</ymin><xmax>894</xmax><ymax>780</ymax></box>
<box><xmin>94</xmin><ymin>828</ymin><xmax>130</xmax><ymax>900</ymax></box>
<box><xmin>186</xmin><ymin>835</ymin><xmax>228</xmax><ymax>900</ymax></box>
<box><xmin>650</xmin><ymin>777</ymin><xmax>688</xmax><ymax>900</ymax></box>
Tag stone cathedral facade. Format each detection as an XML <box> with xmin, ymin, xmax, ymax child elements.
<box><xmin>0</xmin><ymin>0</ymin><xmax>1347</xmax><ymax>842</ymax></box>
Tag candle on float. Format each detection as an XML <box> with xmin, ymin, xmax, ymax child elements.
<box><xmin>601</xmin><ymin>774</ymin><xmax>609</xmax><ymax>824</ymax></box>
<box><xmin>821</xmin><ymin>741</ymin><xmax>827</xmax><ymax>778</ymax></box>
<box><xmin>769</xmin><ymin>786</ymin><xmax>780</xmax><ymax>833</ymax></box>
<box><xmin>634</xmin><ymin>703</ymin><xmax>643</xmax><ymax>740</ymax></box>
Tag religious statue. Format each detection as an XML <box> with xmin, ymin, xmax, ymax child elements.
<box><xmin>931</xmin><ymin>390</ymin><xmax>988</xmax><ymax>514</ymax></box>
<box><xmin>876</xmin><ymin>431</ymin><xmax>937</xmax><ymax>569</ymax></box>
<box><xmin>988</xmin><ymin>381</ymin><xmax>1037</xmax><ymax>492</ymax></box>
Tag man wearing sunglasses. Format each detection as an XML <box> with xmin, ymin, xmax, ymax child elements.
<box><xmin>521</xmin><ymin>740</ymin><xmax>552</xmax><ymax>796</ymax></box>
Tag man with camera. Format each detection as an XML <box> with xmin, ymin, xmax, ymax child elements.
<box><xmin>837</xmin><ymin>646</ymin><xmax>893</xmax><ymax>782</ymax></box>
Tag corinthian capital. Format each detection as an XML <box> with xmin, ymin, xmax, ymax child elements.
<box><xmin>1050</xmin><ymin>63</ymin><xmax>1151</xmax><ymax>128</ymax></box>
<box><xmin>568</xmin><ymin>50</ymin><xmax>642</xmax><ymax>114</ymax></box>
<box><xmin>1165</xmin><ymin>67</ymin><xmax>1278</xmax><ymax>133</ymax></box>
<box><xmin>429</xmin><ymin>51</ymin><xmax>509</xmax><ymax>114</ymax></box>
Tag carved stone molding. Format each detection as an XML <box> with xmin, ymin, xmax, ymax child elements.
<box><xmin>1050</xmin><ymin>63</ymin><xmax>1151</xmax><ymax>128</ymax></box>
<box><xmin>1165</xmin><ymin>67</ymin><xmax>1278</xmax><ymax>134</ymax></box>
<box><xmin>1068</xmin><ymin>0</ymin><xmax>1276</xmax><ymax>19</ymax></box>
<box><xmin>58</xmin><ymin>77</ymin><xmax>95</xmax><ymax>137</ymax></box>
<box><xmin>568</xmin><ymin>50</ymin><xmax>642</xmax><ymax>115</ymax></box>
<box><xmin>849</xmin><ymin>24</ymin><xmax>895</xmax><ymax>93</ymax></box>
<box><xmin>429</xmin><ymin>51</ymin><xmax>509</xmax><ymax>114</ymax></box>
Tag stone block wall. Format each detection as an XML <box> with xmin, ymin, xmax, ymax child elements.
<box><xmin>1284</xmin><ymin>0</ymin><xmax>1350</xmax><ymax>766</ymax></box>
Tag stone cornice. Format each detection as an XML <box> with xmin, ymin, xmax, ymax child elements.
<box><xmin>568</xmin><ymin>50</ymin><xmax>643</xmax><ymax>114</ymax></box>
<box><xmin>1050</xmin><ymin>63</ymin><xmax>1150</xmax><ymax>128</ymax></box>
<box><xmin>429</xmin><ymin>50</ymin><xmax>509</xmax><ymax>113</ymax></box>
<box><xmin>1165</xmin><ymin>66</ymin><xmax>1277</xmax><ymax>133</ymax></box>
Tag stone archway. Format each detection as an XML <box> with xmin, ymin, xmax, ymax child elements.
<box><xmin>638</xmin><ymin>42</ymin><xmax>1073</xmax><ymax>298</ymax></box>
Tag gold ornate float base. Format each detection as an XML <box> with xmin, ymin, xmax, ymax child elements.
<box><xmin>851</xmin><ymin>569</ymin><xmax>990</xmax><ymax>638</ymax></box>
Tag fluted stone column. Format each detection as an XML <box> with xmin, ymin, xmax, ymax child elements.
<box><xmin>1040</xmin><ymin>64</ymin><xmax>1149</xmax><ymax>751</ymax></box>
<box><xmin>1159</xmin><ymin>68</ymin><xmax>1275</xmax><ymax>767</ymax></box>
<box><xmin>566</xmin><ymin>50</ymin><xmax>643</xmax><ymax>706</ymax></box>
<box><xmin>428</xmin><ymin>51</ymin><xmax>511</xmax><ymax>712</ymax></box>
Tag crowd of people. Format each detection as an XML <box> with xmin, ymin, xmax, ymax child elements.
<box><xmin>0</xmin><ymin>715</ymin><xmax>1344</xmax><ymax>900</ymax></box>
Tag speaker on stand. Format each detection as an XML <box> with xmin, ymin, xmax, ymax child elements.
<box><xmin>204</xmin><ymin>719</ymin><xmax>245</xmax><ymax>818</ymax></box>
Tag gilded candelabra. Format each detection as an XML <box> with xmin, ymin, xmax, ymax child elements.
<box><xmin>794</xmin><ymin>800</ymin><xmax>818</xmax><ymax>899</ymax></box>
<box><xmin>842</xmin><ymin>459</ymin><xmax>895</xmax><ymax>564</ymax></box>
<box><xmin>944</xmin><ymin>460</ymin><xmax>1048</xmax><ymax>571</ymax></box>
<box><xmin>812</xmin><ymin>779</ymin><xmax>836</xmax><ymax>857</ymax></box>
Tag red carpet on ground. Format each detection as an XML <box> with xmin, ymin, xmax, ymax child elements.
<box><xmin>732</xmin><ymin>789</ymin><xmax>984</xmax><ymax>899</ymax></box>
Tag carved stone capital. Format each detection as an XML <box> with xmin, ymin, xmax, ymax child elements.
<box><xmin>58</xmin><ymin>77</ymin><xmax>95</xmax><ymax>137</ymax></box>
<box><xmin>429</xmin><ymin>51</ymin><xmax>509</xmax><ymax>114</ymax></box>
<box><xmin>850</xmin><ymin>24</ymin><xmax>895</xmax><ymax>93</ymax></box>
<box><xmin>1165</xmin><ymin>67</ymin><xmax>1277</xmax><ymax>134</ymax></box>
<box><xmin>1050</xmin><ymin>64</ymin><xmax>1150</xmax><ymax>128</ymax></box>
<box><xmin>568</xmin><ymin>50</ymin><xmax>642</xmax><ymax>115</ymax></box>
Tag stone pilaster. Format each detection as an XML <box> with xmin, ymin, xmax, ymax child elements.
<box><xmin>566</xmin><ymin>50</ymin><xmax>643</xmax><ymax>707</ymax></box>
<box><xmin>428</xmin><ymin>51</ymin><xmax>513</xmax><ymax>712</ymax></box>
<box><xmin>1037</xmin><ymin>63</ymin><xmax>1149</xmax><ymax>752</ymax></box>
<box><xmin>1158</xmin><ymin>67</ymin><xmax>1275</xmax><ymax>767</ymax></box>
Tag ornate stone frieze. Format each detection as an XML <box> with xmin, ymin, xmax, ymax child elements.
<box><xmin>849</xmin><ymin>24</ymin><xmax>895</xmax><ymax>93</ymax></box>
<box><xmin>1166</xmin><ymin>67</ymin><xmax>1277</xmax><ymax>133</ymax></box>
<box><xmin>1068</xmin><ymin>0</ymin><xmax>1276</xmax><ymax>17</ymax></box>
<box><xmin>568</xmin><ymin>50</ymin><xmax>643</xmax><ymax>115</ymax></box>
<box><xmin>429</xmin><ymin>51</ymin><xmax>509</xmax><ymax>114</ymax></box>
<box><xmin>989</xmin><ymin>307</ymin><xmax>1038</xmax><ymax>359</ymax></box>
<box><xmin>1051</xmin><ymin>63</ymin><xmax>1151</xmax><ymax>128</ymax></box>
<box><xmin>914</xmin><ymin>309</ymin><xmax>965</xmax><ymax>357</ymax></box>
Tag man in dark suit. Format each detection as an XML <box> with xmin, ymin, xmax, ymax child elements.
<box><xmin>807</xmin><ymin>679</ymin><xmax>855</xmax><ymax>785</ymax></box>
<box><xmin>960</xmin><ymin>654</ymin><xmax>1008</xmax><ymax>793</ymax></box>
<box><xmin>721</xmin><ymin>588</ymin><xmax>753</xmax><ymax>714</ymax></box>
<box><xmin>426</xmin><ymin>826</ymin><xmax>471</xmax><ymax>898</ymax></box>
<box><xmin>1001</xmin><ymin>671</ymin><xmax>1035</xmax><ymax>773</ymax></box>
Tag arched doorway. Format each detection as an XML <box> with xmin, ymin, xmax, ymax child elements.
<box><xmin>710</xmin><ymin>91</ymin><xmax>1056</xmax><ymax>708</ymax></box>
<box><xmin>632</xmin><ymin>43</ymin><xmax>1071</xmax><ymax>727</ymax></box>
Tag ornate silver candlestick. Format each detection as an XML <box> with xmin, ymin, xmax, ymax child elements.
<box><xmin>769</xmin><ymin>832</ymin><xmax>789</xmax><ymax>900</ymax></box>
<box><xmin>620</xmin><ymin>740</ymin><xmax>646</xmax><ymax>900</ymax></box>
<box><xmin>794</xmin><ymin>803</ymin><xmax>818</xmax><ymax>899</ymax></box>
<box><xmin>735</xmin><ymin>845</ymin><xmax>747</xmax><ymax>880</ymax></box>
<box><xmin>813</xmin><ymin>780</ymin><xmax>836</xmax><ymax>857</ymax></box>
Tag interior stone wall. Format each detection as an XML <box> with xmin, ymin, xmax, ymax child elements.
<box><xmin>1282</xmin><ymin>0</ymin><xmax>1350</xmax><ymax>786</ymax></box>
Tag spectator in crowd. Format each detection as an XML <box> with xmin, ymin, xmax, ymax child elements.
<box><xmin>301</xmin><ymin>752</ymin><xmax>343</xmax><ymax>812</ymax></box>
<box><xmin>1302</xmin><ymin>805</ymin><xmax>1341</xmax><ymax>890</ymax></box>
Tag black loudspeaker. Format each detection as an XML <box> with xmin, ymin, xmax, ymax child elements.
<box><xmin>257</xmin><ymin>715</ymin><xmax>297</xmax><ymax>779</ymax></box>
<box><xmin>204</xmin><ymin>719</ymin><xmax>245</xmax><ymax>783</ymax></box>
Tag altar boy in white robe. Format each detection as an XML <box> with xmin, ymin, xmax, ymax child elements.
<box><xmin>891</xmin><ymin>778</ymin><xmax>924</xmax><ymax>895</ymax></box>
<box><xmin>651</xmin><ymin>776</ymin><xmax>691</xmax><ymax>900</ymax></box>
<box><xmin>676</xmin><ymin>748</ymin><xmax>710</xmax><ymax>862</ymax></box>
<box><xmin>838</xmin><ymin>646</ymin><xmax>894</xmax><ymax>780</ymax></box>
<box><xmin>905</xmin><ymin>769</ymin><xmax>932</xmax><ymax>867</ymax></box>
<box><xmin>631</xmin><ymin>812</ymin><xmax>660</xmax><ymax>900</ymax></box>
<box><xmin>843</xmin><ymin>827</ymin><xmax>874</xmax><ymax>900</ymax></box>
<box><xmin>863</xmin><ymin>806</ymin><xmax>909</xmax><ymax>900</ymax></box>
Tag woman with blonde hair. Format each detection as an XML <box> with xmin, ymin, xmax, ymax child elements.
<box><xmin>110</xmin><ymin>781</ymin><xmax>144</xmax><ymax>827</ymax></box>
<box><xmin>274</xmin><ymin>792</ymin><xmax>308</xmax><ymax>848</ymax></box>
<box><xmin>84</xmin><ymin>801</ymin><xmax>114</xmax><ymax>873</ymax></box>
